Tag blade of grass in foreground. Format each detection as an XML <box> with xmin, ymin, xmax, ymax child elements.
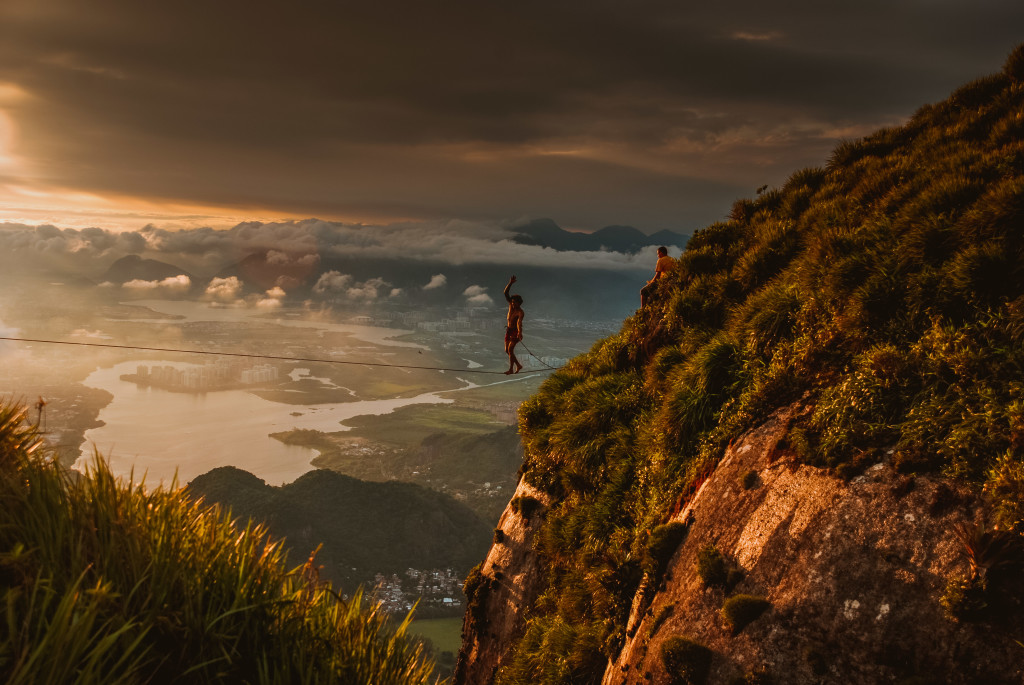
<box><xmin>0</xmin><ymin>398</ymin><xmax>442</xmax><ymax>684</ymax></box>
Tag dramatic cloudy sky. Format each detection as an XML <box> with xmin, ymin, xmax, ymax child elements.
<box><xmin>0</xmin><ymin>0</ymin><xmax>1021</xmax><ymax>233</ymax></box>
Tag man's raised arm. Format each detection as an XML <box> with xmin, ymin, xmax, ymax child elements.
<box><xmin>504</xmin><ymin>275</ymin><xmax>517</xmax><ymax>303</ymax></box>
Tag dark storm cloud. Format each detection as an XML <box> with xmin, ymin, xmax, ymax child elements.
<box><xmin>0</xmin><ymin>0</ymin><xmax>1021</xmax><ymax>230</ymax></box>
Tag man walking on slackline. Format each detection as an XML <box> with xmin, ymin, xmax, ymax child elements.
<box><xmin>503</xmin><ymin>275</ymin><xmax>524</xmax><ymax>374</ymax></box>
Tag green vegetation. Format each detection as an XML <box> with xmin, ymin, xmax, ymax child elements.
<box><xmin>646</xmin><ymin>602</ymin><xmax>675</xmax><ymax>639</ymax></box>
<box><xmin>645</xmin><ymin>522</ymin><xmax>690</xmax><ymax>576</ymax></box>
<box><xmin>0</xmin><ymin>402</ymin><xmax>437</xmax><ymax>684</ymax></box>
<box><xmin>276</xmin><ymin>403</ymin><xmax>522</xmax><ymax>521</ymax></box>
<box><xmin>410</xmin><ymin>617</ymin><xmax>464</xmax><ymax>655</ymax></box>
<box><xmin>939</xmin><ymin>575</ymin><xmax>990</xmax><ymax>623</ymax></box>
<box><xmin>510</xmin><ymin>495</ymin><xmax>543</xmax><ymax>518</ymax></box>
<box><xmin>660</xmin><ymin>636</ymin><xmax>712</xmax><ymax>685</ymax></box>
<box><xmin>187</xmin><ymin>465</ymin><xmax>492</xmax><ymax>593</ymax></box>
<box><xmin>342</xmin><ymin>404</ymin><xmax>506</xmax><ymax>443</ymax></box>
<box><xmin>496</xmin><ymin>614</ymin><xmax>607</xmax><ymax>685</ymax></box>
<box><xmin>721</xmin><ymin>594</ymin><xmax>771</xmax><ymax>634</ymax></box>
<box><xmin>940</xmin><ymin>520</ymin><xmax>1024</xmax><ymax>623</ymax></box>
<box><xmin>696</xmin><ymin>544</ymin><xmax>743</xmax><ymax>592</ymax></box>
<box><xmin>740</xmin><ymin>469</ymin><xmax>758</xmax><ymax>489</ymax></box>
<box><xmin>497</xmin><ymin>47</ymin><xmax>1024</xmax><ymax>683</ymax></box>
<box><xmin>409</xmin><ymin>617</ymin><xmax>463</xmax><ymax>680</ymax></box>
<box><xmin>251</xmin><ymin>381</ymin><xmax>361</xmax><ymax>405</ymax></box>
<box><xmin>463</xmin><ymin>563</ymin><xmax>496</xmax><ymax>625</ymax></box>
<box><xmin>696</xmin><ymin>544</ymin><xmax>728</xmax><ymax>587</ymax></box>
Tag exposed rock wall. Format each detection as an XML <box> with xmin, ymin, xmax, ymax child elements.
<box><xmin>458</xmin><ymin>405</ymin><xmax>1023</xmax><ymax>684</ymax></box>
<box><xmin>606</xmin><ymin>405</ymin><xmax>1021</xmax><ymax>684</ymax></box>
<box><xmin>454</xmin><ymin>479</ymin><xmax>550</xmax><ymax>685</ymax></box>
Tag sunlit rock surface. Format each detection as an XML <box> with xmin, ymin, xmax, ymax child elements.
<box><xmin>454</xmin><ymin>479</ymin><xmax>551</xmax><ymax>685</ymax></box>
<box><xmin>460</xmin><ymin>405</ymin><xmax>1023</xmax><ymax>684</ymax></box>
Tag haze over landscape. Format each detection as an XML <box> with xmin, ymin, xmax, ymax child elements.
<box><xmin>1</xmin><ymin>2</ymin><xmax>1023</xmax><ymax>683</ymax></box>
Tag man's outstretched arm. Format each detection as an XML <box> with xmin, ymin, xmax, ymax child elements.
<box><xmin>504</xmin><ymin>275</ymin><xmax>517</xmax><ymax>303</ymax></box>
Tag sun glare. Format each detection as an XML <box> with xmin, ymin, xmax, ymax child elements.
<box><xmin>0</xmin><ymin>110</ymin><xmax>16</xmax><ymax>168</ymax></box>
<box><xmin>0</xmin><ymin>183</ymin><xmax>330</xmax><ymax>233</ymax></box>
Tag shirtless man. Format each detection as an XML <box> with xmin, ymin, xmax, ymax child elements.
<box><xmin>640</xmin><ymin>246</ymin><xmax>673</xmax><ymax>307</ymax></box>
<box><xmin>503</xmin><ymin>275</ymin><xmax>524</xmax><ymax>374</ymax></box>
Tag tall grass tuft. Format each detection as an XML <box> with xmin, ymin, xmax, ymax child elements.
<box><xmin>0</xmin><ymin>399</ymin><xmax>438</xmax><ymax>685</ymax></box>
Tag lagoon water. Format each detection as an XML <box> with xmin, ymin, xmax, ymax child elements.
<box><xmin>76</xmin><ymin>301</ymin><xmax>466</xmax><ymax>485</ymax></box>
<box><xmin>76</xmin><ymin>361</ymin><xmax>461</xmax><ymax>486</ymax></box>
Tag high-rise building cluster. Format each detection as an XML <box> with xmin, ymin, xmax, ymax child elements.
<box><xmin>239</xmin><ymin>364</ymin><xmax>278</xmax><ymax>384</ymax></box>
<box><xmin>133</xmin><ymin>361</ymin><xmax>278</xmax><ymax>390</ymax></box>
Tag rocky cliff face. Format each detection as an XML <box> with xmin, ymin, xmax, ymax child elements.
<box><xmin>454</xmin><ymin>479</ymin><xmax>551</xmax><ymax>685</ymax></box>
<box><xmin>457</xmin><ymin>405</ymin><xmax>1023</xmax><ymax>684</ymax></box>
<box><xmin>455</xmin><ymin>47</ymin><xmax>1024</xmax><ymax>684</ymax></box>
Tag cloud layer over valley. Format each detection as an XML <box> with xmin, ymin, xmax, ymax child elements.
<box><xmin>0</xmin><ymin>217</ymin><xmax>681</xmax><ymax>320</ymax></box>
<box><xmin>0</xmin><ymin>218</ymin><xmax>680</xmax><ymax>279</ymax></box>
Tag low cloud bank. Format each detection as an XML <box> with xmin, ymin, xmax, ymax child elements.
<box><xmin>123</xmin><ymin>275</ymin><xmax>191</xmax><ymax>293</ymax></box>
<box><xmin>423</xmin><ymin>274</ymin><xmax>447</xmax><ymax>290</ymax></box>
<box><xmin>463</xmin><ymin>284</ymin><xmax>493</xmax><ymax>305</ymax></box>
<box><xmin>204</xmin><ymin>276</ymin><xmax>243</xmax><ymax>301</ymax></box>
<box><xmin>313</xmin><ymin>270</ymin><xmax>395</xmax><ymax>302</ymax></box>
<box><xmin>0</xmin><ymin>219</ymin><xmax>663</xmax><ymax>280</ymax></box>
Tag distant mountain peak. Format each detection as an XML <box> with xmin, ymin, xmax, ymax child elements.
<box><xmin>510</xmin><ymin>219</ymin><xmax>689</xmax><ymax>254</ymax></box>
<box><xmin>101</xmin><ymin>254</ymin><xmax>194</xmax><ymax>284</ymax></box>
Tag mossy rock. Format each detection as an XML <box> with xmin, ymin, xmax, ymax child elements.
<box><xmin>721</xmin><ymin>594</ymin><xmax>771</xmax><ymax>634</ymax></box>
<box><xmin>740</xmin><ymin>470</ymin><xmax>758</xmax><ymax>489</ymax></box>
<box><xmin>696</xmin><ymin>544</ymin><xmax>742</xmax><ymax>591</ymax></box>
<box><xmin>646</xmin><ymin>521</ymin><xmax>690</xmax><ymax>575</ymax></box>
<box><xmin>660</xmin><ymin>636</ymin><xmax>712</xmax><ymax>685</ymax></box>
<box><xmin>463</xmin><ymin>563</ymin><xmax>496</xmax><ymax>624</ymax></box>
<box><xmin>510</xmin><ymin>495</ymin><xmax>542</xmax><ymax>518</ymax></box>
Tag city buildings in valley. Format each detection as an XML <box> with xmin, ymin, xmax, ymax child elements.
<box><xmin>129</xmin><ymin>361</ymin><xmax>280</xmax><ymax>391</ymax></box>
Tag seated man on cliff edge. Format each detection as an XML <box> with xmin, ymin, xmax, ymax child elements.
<box><xmin>641</xmin><ymin>246</ymin><xmax>673</xmax><ymax>308</ymax></box>
<box><xmin>503</xmin><ymin>275</ymin><xmax>524</xmax><ymax>375</ymax></box>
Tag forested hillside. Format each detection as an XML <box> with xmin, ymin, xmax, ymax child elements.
<box><xmin>458</xmin><ymin>45</ymin><xmax>1024</xmax><ymax>685</ymax></box>
<box><xmin>187</xmin><ymin>465</ymin><xmax>492</xmax><ymax>590</ymax></box>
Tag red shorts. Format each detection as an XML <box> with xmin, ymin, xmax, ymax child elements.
<box><xmin>505</xmin><ymin>328</ymin><xmax>520</xmax><ymax>343</ymax></box>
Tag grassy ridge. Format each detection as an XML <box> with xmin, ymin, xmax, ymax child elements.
<box><xmin>498</xmin><ymin>46</ymin><xmax>1024</xmax><ymax>683</ymax></box>
<box><xmin>0</xmin><ymin>402</ymin><xmax>438</xmax><ymax>684</ymax></box>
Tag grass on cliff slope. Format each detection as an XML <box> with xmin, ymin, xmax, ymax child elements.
<box><xmin>496</xmin><ymin>46</ymin><xmax>1024</xmax><ymax>685</ymax></box>
<box><xmin>0</xmin><ymin>402</ymin><xmax>439</xmax><ymax>685</ymax></box>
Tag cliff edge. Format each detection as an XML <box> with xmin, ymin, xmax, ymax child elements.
<box><xmin>605</xmin><ymin>405</ymin><xmax>1020</xmax><ymax>684</ymax></box>
<box><xmin>455</xmin><ymin>479</ymin><xmax>551</xmax><ymax>685</ymax></box>
<box><xmin>458</xmin><ymin>405</ymin><xmax>1022</xmax><ymax>683</ymax></box>
<box><xmin>456</xmin><ymin>46</ymin><xmax>1024</xmax><ymax>685</ymax></box>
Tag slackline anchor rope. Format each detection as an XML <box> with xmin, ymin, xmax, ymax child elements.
<box><xmin>0</xmin><ymin>336</ymin><xmax>562</xmax><ymax>376</ymax></box>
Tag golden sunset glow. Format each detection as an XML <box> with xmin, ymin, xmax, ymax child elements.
<box><xmin>0</xmin><ymin>2</ymin><xmax>1017</xmax><ymax>233</ymax></box>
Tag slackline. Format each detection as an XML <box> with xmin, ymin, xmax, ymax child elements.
<box><xmin>0</xmin><ymin>336</ymin><xmax>560</xmax><ymax>376</ymax></box>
